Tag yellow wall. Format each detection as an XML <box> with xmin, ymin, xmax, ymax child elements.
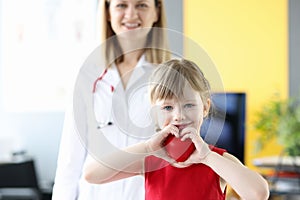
<box><xmin>184</xmin><ymin>0</ymin><xmax>288</xmax><ymax>169</ymax></box>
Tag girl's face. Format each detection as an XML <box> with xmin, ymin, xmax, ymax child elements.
<box><xmin>154</xmin><ymin>86</ymin><xmax>210</xmax><ymax>133</ymax></box>
<box><xmin>108</xmin><ymin>0</ymin><xmax>158</xmax><ymax>36</ymax></box>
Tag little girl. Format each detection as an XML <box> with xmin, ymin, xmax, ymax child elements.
<box><xmin>84</xmin><ymin>58</ymin><xmax>269</xmax><ymax>200</ymax></box>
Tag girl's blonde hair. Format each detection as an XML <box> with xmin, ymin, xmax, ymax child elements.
<box><xmin>97</xmin><ymin>0</ymin><xmax>170</xmax><ymax>65</ymax></box>
<box><xmin>149</xmin><ymin>58</ymin><xmax>211</xmax><ymax>107</ymax></box>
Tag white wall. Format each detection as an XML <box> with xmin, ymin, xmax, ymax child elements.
<box><xmin>0</xmin><ymin>0</ymin><xmax>183</xmax><ymax>188</ymax></box>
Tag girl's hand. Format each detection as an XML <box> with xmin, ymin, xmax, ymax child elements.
<box><xmin>145</xmin><ymin>124</ymin><xmax>179</xmax><ymax>163</ymax></box>
<box><xmin>172</xmin><ymin>127</ymin><xmax>211</xmax><ymax>168</ymax></box>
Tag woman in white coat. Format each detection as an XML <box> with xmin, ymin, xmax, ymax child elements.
<box><xmin>52</xmin><ymin>0</ymin><xmax>170</xmax><ymax>199</ymax></box>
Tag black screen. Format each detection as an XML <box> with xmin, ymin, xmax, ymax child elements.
<box><xmin>200</xmin><ymin>92</ymin><xmax>246</xmax><ymax>163</ymax></box>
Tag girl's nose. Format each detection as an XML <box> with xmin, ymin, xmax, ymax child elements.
<box><xmin>174</xmin><ymin>108</ymin><xmax>185</xmax><ymax>121</ymax></box>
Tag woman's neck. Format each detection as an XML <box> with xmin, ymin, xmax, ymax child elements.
<box><xmin>116</xmin><ymin>50</ymin><xmax>144</xmax><ymax>89</ymax></box>
<box><xmin>115</xmin><ymin>34</ymin><xmax>148</xmax><ymax>89</ymax></box>
<box><xmin>122</xmin><ymin>50</ymin><xmax>144</xmax><ymax>66</ymax></box>
<box><xmin>118</xmin><ymin>34</ymin><xmax>147</xmax><ymax>57</ymax></box>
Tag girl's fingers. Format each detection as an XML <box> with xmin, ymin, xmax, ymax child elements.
<box><xmin>171</xmin><ymin>162</ymin><xmax>192</xmax><ymax>168</ymax></box>
<box><xmin>165</xmin><ymin>124</ymin><xmax>179</xmax><ymax>137</ymax></box>
<box><xmin>160</xmin><ymin>154</ymin><xmax>176</xmax><ymax>164</ymax></box>
<box><xmin>179</xmin><ymin>127</ymin><xmax>197</xmax><ymax>138</ymax></box>
<box><xmin>154</xmin><ymin>148</ymin><xmax>176</xmax><ymax>164</ymax></box>
<box><xmin>180</xmin><ymin>133</ymin><xmax>193</xmax><ymax>141</ymax></box>
<box><xmin>180</xmin><ymin>128</ymin><xmax>199</xmax><ymax>142</ymax></box>
<box><xmin>147</xmin><ymin>125</ymin><xmax>181</xmax><ymax>153</ymax></box>
<box><xmin>178</xmin><ymin>152</ymin><xmax>198</xmax><ymax>165</ymax></box>
<box><xmin>171</xmin><ymin>163</ymin><xmax>185</xmax><ymax>168</ymax></box>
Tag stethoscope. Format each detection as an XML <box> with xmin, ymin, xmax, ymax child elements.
<box><xmin>93</xmin><ymin>68</ymin><xmax>115</xmax><ymax>129</ymax></box>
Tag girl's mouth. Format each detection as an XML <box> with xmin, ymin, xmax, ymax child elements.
<box><xmin>174</xmin><ymin>123</ymin><xmax>192</xmax><ymax>131</ymax></box>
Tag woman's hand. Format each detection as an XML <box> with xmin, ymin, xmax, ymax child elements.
<box><xmin>172</xmin><ymin>127</ymin><xmax>211</xmax><ymax>168</ymax></box>
<box><xmin>145</xmin><ymin>124</ymin><xmax>179</xmax><ymax>163</ymax></box>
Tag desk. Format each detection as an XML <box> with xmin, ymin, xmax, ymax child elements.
<box><xmin>253</xmin><ymin>156</ymin><xmax>300</xmax><ymax>200</ymax></box>
<box><xmin>0</xmin><ymin>188</ymin><xmax>40</xmax><ymax>200</ymax></box>
<box><xmin>269</xmin><ymin>192</ymin><xmax>300</xmax><ymax>200</ymax></box>
<box><xmin>40</xmin><ymin>184</ymin><xmax>53</xmax><ymax>200</ymax></box>
<box><xmin>0</xmin><ymin>159</ymin><xmax>42</xmax><ymax>200</ymax></box>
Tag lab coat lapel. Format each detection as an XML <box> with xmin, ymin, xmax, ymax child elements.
<box><xmin>126</xmin><ymin>55</ymin><xmax>149</xmax><ymax>90</ymax></box>
<box><xmin>106</xmin><ymin>63</ymin><xmax>129</xmax><ymax>134</ymax></box>
<box><xmin>102</xmin><ymin>57</ymin><xmax>155</xmax><ymax>142</ymax></box>
<box><xmin>104</xmin><ymin>55</ymin><xmax>153</xmax><ymax>93</ymax></box>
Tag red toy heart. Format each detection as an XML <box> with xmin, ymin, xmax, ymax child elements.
<box><xmin>163</xmin><ymin>134</ymin><xmax>196</xmax><ymax>162</ymax></box>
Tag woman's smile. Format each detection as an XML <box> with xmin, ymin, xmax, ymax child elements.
<box><xmin>122</xmin><ymin>22</ymin><xmax>141</xmax><ymax>30</ymax></box>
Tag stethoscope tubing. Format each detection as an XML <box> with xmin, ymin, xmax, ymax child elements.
<box><xmin>93</xmin><ymin>68</ymin><xmax>115</xmax><ymax>128</ymax></box>
<box><xmin>93</xmin><ymin>68</ymin><xmax>115</xmax><ymax>93</ymax></box>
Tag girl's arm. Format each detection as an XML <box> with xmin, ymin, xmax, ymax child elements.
<box><xmin>84</xmin><ymin>125</ymin><xmax>179</xmax><ymax>184</ymax></box>
<box><xmin>84</xmin><ymin>142</ymin><xmax>148</xmax><ymax>184</ymax></box>
<box><xmin>176</xmin><ymin>127</ymin><xmax>269</xmax><ymax>200</ymax></box>
<box><xmin>203</xmin><ymin>152</ymin><xmax>269</xmax><ymax>200</ymax></box>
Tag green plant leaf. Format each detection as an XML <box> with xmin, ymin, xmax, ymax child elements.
<box><xmin>254</xmin><ymin>95</ymin><xmax>300</xmax><ymax>156</ymax></box>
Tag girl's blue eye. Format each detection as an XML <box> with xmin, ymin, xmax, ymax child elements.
<box><xmin>184</xmin><ymin>104</ymin><xmax>194</xmax><ymax>108</ymax></box>
<box><xmin>162</xmin><ymin>106</ymin><xmax>173</xmax><ymax>111</ymax></box>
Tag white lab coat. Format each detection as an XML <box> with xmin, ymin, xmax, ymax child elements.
<box><xmin>52</xmin><ymin>55</ymin><xmax>156</xmax><ymax>200</ymax></box>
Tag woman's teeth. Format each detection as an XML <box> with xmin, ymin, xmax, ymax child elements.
<box><xmin>125</xmin><ymin>23</ymin><xmax>139</xmax><ymax>28</ymax></box>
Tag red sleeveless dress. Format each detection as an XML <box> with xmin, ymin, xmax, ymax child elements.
<box><xmin>144</xmin><ymin>146</ymin><xmax>227</xmax><ymax>200</ymax></box>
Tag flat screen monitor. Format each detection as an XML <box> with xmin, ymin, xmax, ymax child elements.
<box><xmin>200</xmin><ymin>92</ymin><xmax>246</xmax><ymax>163</ymax></box>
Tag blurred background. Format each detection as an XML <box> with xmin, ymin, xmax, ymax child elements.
<box><xmin>0</xmin><ymin>0</ymin><xmax>299</xmax><ymax>199</ymax></box>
